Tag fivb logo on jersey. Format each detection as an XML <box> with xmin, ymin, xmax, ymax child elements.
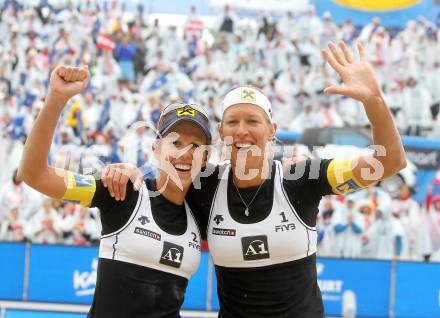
<box><xmin>241</xmin><ymin>235</ymin><xmax>270</xmax><ymax>261</ymax></box>
<box><xmin>160</xmin><ymin>242</ymin><xmax>184</xmax><ymax>268</ymax></box>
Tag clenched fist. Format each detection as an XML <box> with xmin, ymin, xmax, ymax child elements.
<box><xmin>49</xmin><ymin>65</ymin><xmax>90</xmax><ymax>102</ymax></box>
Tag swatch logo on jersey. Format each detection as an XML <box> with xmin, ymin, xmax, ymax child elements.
<box><xmin>332</xmin><ymin>0</ymin><xmax>420</xmax><ymax>11</ymax></box>
<box><xmin>160</xmin><ymin>242</ymin><xmax>184</xmax><ymax>268</ymax></box>
<box><xmin>241</xmin><ymin>235</ymin><xmax>270</xmax><ymax>261</ymax></box>
<box><xmin>212</xmin><ymin>227</ymin><xmax>236</xmax><ymax>236</ymax></box>
<box><xmin>134</xmin><ymin>227</ymin><xmax>161</xmax><ymax>241</ymax></box>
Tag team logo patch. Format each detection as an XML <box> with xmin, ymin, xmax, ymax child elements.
<box><xmin>134</xmin><ymin>227</ymin><xmax>161</xmax><ymax>241</ymax></box>
<box><xmin>336</xmin><ymin>178</ymin><xmax>362</xmax><ymax>194</ymax></box>
<box><xmin>241</xmin><ymin>235</ymin><xmax>270</xmax><ymax>261</ymax></box>
<box><xmin>212</xmin><ymin>227</ymin><xmax>236</xmax><ymax>236</ymax></box>
<box><xmin>73</xmin><ymin>174</ymin><xmax>94</xmax><ymax>187</ymax></box>
<box><xmin>160</xmin><ymin>242</ymin><xmax>184</xmax><ymax>268</ymax></box>
<box><xmin>176</xmin><ymin>107</ymin><xmax>196</xmax><ymax>117</ymax></box>
<box><xmin>213</xmin><ymin>214</ymin><xmax>224</xmax><ymax>225</ymax></box>
<box><xmin>241</xmin><ymin>88</ymin><xmax>256</xmax><ymax>102</ymax></box>
<box><xmin>137</xmin><ymin>216</ymin><xmax>150</xmax><ymax>225</ymax></box>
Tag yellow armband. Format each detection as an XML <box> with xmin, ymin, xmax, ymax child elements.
<box><xmin>62</xmin><ymin>172</ymin><xmax>96</xmax><ymax>206</ymax></box>
<box><xmin>326</xmin><ymin>159</ymin><xmax>366</xmax><ymax>194</ymax></box>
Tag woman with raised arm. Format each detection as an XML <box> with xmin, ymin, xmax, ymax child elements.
<box><xmin>19</xmin><ymin>65</ymin><xmax>212</xmax><ymax>318</ymax></box>
<box><xmin>104</xmin><ymin>41</ymin><xmax>406</xmax><ymax>317</ymax></box>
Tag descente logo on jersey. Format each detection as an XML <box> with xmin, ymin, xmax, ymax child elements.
<box><xmin>160</xmin><ymin>242</ymin><xmax>184</xmax><ymax>268</ymax></box>
<box><xmin>241</xmin><ymin>235</ymin><xmax>270</xmax><ymax>261</ymax></box>
<box><xmin>213</xmin><ymin>214</ymin><xmax>224</xmax><ymax>225</ymax></box>
<box><xmin>212</xmin><ymin>227</ymin><xmax>236</xmax><ymax>236</ymax></box>
<box><xmin>134</xmin><ymin>227</ymin><xmax>161</xmax><ymax>241</ymax></box>
<box><xmin>137</xmin><ymin>216</ymin><xmax>150</xmax><ymax>225</ymax></box>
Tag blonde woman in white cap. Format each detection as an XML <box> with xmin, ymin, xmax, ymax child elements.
<box><xmin>104</xmin><ymin>41</ymin><xmax>407</xmax><ymax>318</ymax></box>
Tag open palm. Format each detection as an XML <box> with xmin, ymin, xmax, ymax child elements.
<box><xmin>322</xmin><ymin>41</ymin><xmax>382</xmax><ymax>105</ymax></box>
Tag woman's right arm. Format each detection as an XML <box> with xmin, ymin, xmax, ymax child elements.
<box><xmin>18</xmin><ymin>65</ymin><xmax>90</xmax><ymax>202</ymax></box>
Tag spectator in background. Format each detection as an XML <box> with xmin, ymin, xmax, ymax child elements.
<box><xmin>363</xmin><ymin>202</ymin><xmax>404</xmax><ymax>259</ymax></box>
<box><xmin>57</xmin><ymin>204</ymin><xmax>100</xmax><ymax>246</ymax></box>
<box><xmin>392</xmin><ymin>184</ymin><xmax>423</xmax><ymax>260</ymax></box>
<box><xmin>402</xmin><ymin>76</ymin><xmax>432</xmax><ymax>136</ymax></box>
<box><xmin>288</xmin><ymin>104</ymin><xmax>319</xmax><ymax>132</ymax></box>
<box><xmin>218</xmin><ymin>5</ymin><xmax>236</xmax><ymax>35</ymax></box>
<box><xmin>320</xmin><ymin>11</ymin><xmax>338</xmax><ymax>46</ymax></box>
<box><xmin>426</xmin><ymin>62</ymin><xmax>440</xmax><ymax>121</ymax></box>
<box><xmin>28</xmin><ymin>198</ymin><xmax>60</xmax><ymax>244</ymax></box>
<box><xmin>0</xmin><ymin>206</ymin><xmax>27</xmax><ymax>242</ymax></box>
<box><xmin>70</xmin><ymin>207</ymin><xmax>100</xmax><ymax>245</ymax></box>
<box><xmin>332</xmin><ymin>196</ymin><xmax>364</xmax><ymax>258</ymax></box>
<box><xmin>296</xmin><ymin>5</ymin><xmax>323</xmax><ymax>43</ymax></box>
<box><xmin>114</xmin><ymin>33</ymin><xmax>136</xmax><ymax>89</ymax></box>
<box><xmin>0</xmin><ymin>170</ymin><xmax>40</xmax><ymax>221</ymax></box>
<box><xmin>278</xmin><ymin>11</ymin><xmax>295</xmax><ymax>40</ymax></box>
<box><xmin>317</xmin><ymin>97</ymin><xmax>344</xmax><ymax>128</ymax></box>
<box><xmin>358</xmin><ymin>16</ymin><xmax>382</xmax><ymax>42</ymax></box>
<box><xmin>92</xmin><ymin>50</ymin><xmax>121</xmax><ymax>96</ymax></box>
<box><xmin>421</xmin><ymin>187</ymin><xmax>440</xmax><ymax>261</ymax></box>
<box><xmin>317</xmin><ymin>196</ymin><xmax>337</xmax><ymax>256</ymax></box>
<box><xmin>384</xmin><ymin>82</ymin><xmax>406</xmax><ymax>133</ymax></box>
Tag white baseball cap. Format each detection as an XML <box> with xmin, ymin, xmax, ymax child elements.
<box><xmin>222</xmin><ymin>86</ymin><xmax>272</xmax><ymax>121</ymax></box>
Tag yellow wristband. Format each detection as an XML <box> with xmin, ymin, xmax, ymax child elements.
<box><xmin>326</xmin><ymin>159</ymin><xmax>365</xmax><ymax>194</ymax></box>
<box><xmin>62</xmin><ymin>172</ymin><xmax>96</xmax><ymax>206</ymax></box>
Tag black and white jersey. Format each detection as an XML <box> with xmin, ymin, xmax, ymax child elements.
<box><xmin>88</xmin><ymin>179</ymin><xmax>202</xmax><ymax>318</ymax></box>
<box><xmin>207</xmin><ymin>161</ymin><xmax>317</xmax><ymax>268</ymax></box>
<box><xmin>187</xmin><ymin>159</ymin><xmax>334</xmax><ymax>318</ymax></box>
<box><xmin>100</xmin><ymin>183</ymin><xmax>201</xmax><ymax>279</ymax></box>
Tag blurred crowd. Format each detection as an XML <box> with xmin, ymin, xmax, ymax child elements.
<box><xmin>317</xmin><ymin>183</ymin><xmax>440</xmax><ymax>262</ymax></box>
<box><xmin>0</xmin><ymin>1</ymin><xmax>439</xmax><ymax>258</ymax></box>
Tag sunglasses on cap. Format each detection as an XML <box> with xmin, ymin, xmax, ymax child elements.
<box><xmin>157</xmin><ymin>102</ymin><xmax>212</xmax><ymax>143</ymax></box>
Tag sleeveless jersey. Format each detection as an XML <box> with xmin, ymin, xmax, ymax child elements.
<box><xmin>100</xmin><ymin>183</ymin><xmax>201</xmax><ymax>279</ymax></box>
<box><xmin>207</xmin><ymin>161</ymin><xmax>317</xmax><ymax>267</ymax></box>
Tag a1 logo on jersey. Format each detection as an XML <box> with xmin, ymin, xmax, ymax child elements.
<box><xmin>160</xmin><ymin>242</ymin><xmax>184</xmax><ymax>268</ymax></box>
<box><xmin>241</xmin><ymin>235</ymin><xmax>270</xmax><ymax>261</ymax></box>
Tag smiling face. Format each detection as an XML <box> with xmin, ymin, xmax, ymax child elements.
<box><xmin>219</xmin><ymin>103</ymin><xmax>276</xmax><ymax>175</ymax></box>
<box><xmin>155</xmin><ymin>121</ymin><xmax>208</xmax><ymax>192</ymax></box>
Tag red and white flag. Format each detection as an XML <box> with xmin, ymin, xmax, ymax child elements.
<box><xmin>96</xmin><ymin>34</ymin><xmax>115</xmax><ymax>52</ymax></box>
<box><xmin>186</xmin><ymin>18</ymin><xmax>204</xmax><ymax>37</ymax></box>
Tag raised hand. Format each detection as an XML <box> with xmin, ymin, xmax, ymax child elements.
<box><xmin>49</xmin><ymin>65</ymin><xmax>90</xmax><ymax>103</ymax></box>
<box><xmin>322</xmin><ymin>41</ymin><xmax>382</xmax><ymax>105</ymax></box>
<box><xmin>101</xmin><ymin>163</ymin><xmax>144</xmax><ymax>201</ymax></box>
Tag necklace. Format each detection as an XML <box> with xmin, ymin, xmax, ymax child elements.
<box><xmin>233</xmin><ymin>179</ymin><xmax>265</xmax><ymax>216</ymax></box>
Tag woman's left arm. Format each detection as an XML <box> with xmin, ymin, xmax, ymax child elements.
<box><xmin>322</xmin><ymin>41</ymin><xmax>406</xmax><ymax>188</ymax></box>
